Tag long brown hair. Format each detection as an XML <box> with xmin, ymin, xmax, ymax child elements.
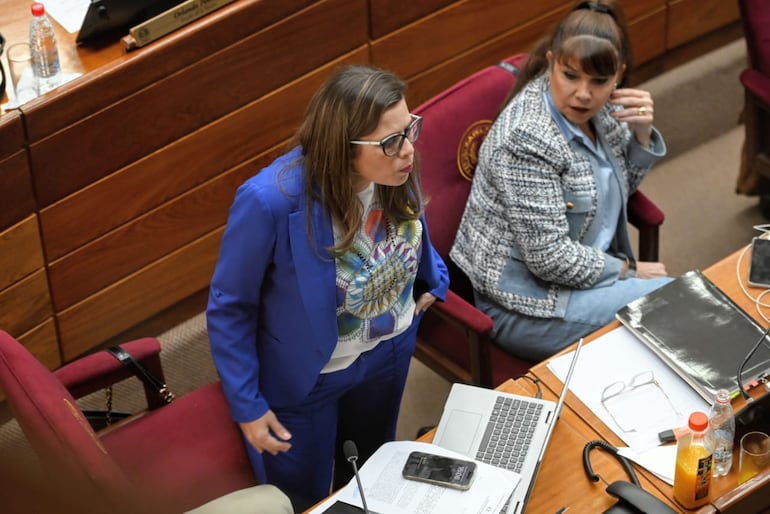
<box><xmin>295</xmin><ymin>65</ymin><xmax>423</xmax><ymax>255</ymax></box>
<box><xmin>506</xmin><ymin>0</ymin><xmax>631</xmax><ymax>104</ymax></box>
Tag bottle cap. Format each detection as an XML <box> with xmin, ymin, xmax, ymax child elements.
<box><xmin>688</xmin><ymin>411</ymin><xmax>709</xmax><ymax>431</ymax></box>
<box><xmin>31</xmin><ymin>3</ymin><xmax>45</xmax><ymax>16</ymax></box>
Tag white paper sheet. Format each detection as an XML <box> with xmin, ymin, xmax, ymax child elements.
<box><xmin>43</xmin><ymin>0</ymin><xmax>91</xmax><ymax>33</ymax></box>
<box><xmin>547</xmin><ymin>325</ymin><xmax>709</xmax><ymax>451</ymax></box>
<box><xmin>308</xmin><ymin>441</ymin><xmax>521</xmax><ymax>514</ymax></box>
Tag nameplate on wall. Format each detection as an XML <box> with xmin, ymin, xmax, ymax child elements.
<box><xmin>123</xmin><ymin>0</ymin><xmax>236</xmax><ymax>51</ymax></box>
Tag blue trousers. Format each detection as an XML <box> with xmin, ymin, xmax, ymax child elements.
<box><xmin>247</xmin><ymin>319</ymin><xmax>418</xmax><ymax>509</ymax></box>
<box><xmin>475</xmin><ymin>276</ymin><xmax>673</xmax><ymax>362</ymax></box>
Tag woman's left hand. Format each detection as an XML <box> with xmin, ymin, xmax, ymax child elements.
<box><xmin>610</xmin><ymin>88</ymin><xmax>654</xmax><ymax>148</ymax></box>
<box><xmin>414</xmin><ymin>292</ymin><xmax>437</xmax><ymax>315</ymax></box>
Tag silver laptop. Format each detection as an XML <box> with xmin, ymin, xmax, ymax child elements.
<box><xmin>432</xmin><ymin>338</ymin><xmax>584</xmax><ymax>514</ymax></box>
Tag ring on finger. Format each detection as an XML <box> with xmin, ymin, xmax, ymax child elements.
<box><xmin>638</xmin><ymin>106</ymin><xmax>646</xmax><ymax>116</ymax></box>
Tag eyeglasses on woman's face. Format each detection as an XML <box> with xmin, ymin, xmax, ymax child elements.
<box><xmin>350</xmin><ymin>114</ymin><xmax>422</xmax><ymax>157</ymax></box>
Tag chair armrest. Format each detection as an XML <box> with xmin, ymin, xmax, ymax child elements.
<box><xmin>429</xmin><ymin>289</ymin><xmax>494</xmax><ymax>335</ymax></box>
<box><xmin>742</xmin><ymin>68</ymin><xmax>770</xmax><ymax>110</ymax></box>
<box><xmin>54</xmin><ymin>338</ymin><xmax>165</xmax><ymax>405</ymax></box>
<box><xmin>628</xmin><ymin>190</ymin><xmax>664</xmax><ymax>228</ymax></box>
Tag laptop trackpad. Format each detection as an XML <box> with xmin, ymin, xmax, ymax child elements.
<box><xmin>438</xmin><ymin>410</ymin><xmax>483</xmax><ymax>454</ymax></box>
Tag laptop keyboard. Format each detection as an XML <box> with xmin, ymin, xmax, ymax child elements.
<box><xmin>475</xmin><ymin>396</ymin><xmax>544</xmax><ymax>472</ymax></box>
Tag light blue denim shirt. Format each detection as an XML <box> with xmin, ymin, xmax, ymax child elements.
<box><xmin>544</xmin><ymin>90</ymin><xmax>620</xmax><ymax>252</ymax></box>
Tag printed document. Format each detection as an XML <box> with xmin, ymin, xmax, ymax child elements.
<box><xmin>309</xmin><ymin>440</ymin><xmax>520</xmax><ymax>514</ymax></box>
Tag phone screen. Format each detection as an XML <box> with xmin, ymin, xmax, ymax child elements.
<box><xmin>402</xmin><ymin>451</ymin><xmax>476</xmax><ymax>490</ymax></box>
<box><xmin>748</xmin><ymin>237</ymin><xmax>770</xmax><ymax>288</ymax></box>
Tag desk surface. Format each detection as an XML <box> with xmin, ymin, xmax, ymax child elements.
<box><xmin>528</xmin><ymin>247</ymin><xmax>770</xmax><ymax>513</ymax></box>
<box><xmin>309</xmin><ymin>246</ymin><xmax>770</xmax><ymax>513</ymax></box>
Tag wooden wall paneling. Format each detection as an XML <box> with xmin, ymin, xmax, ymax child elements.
<box><xmin>29</xmin><ymin>0</ymin><xmax>369</xmax><ymax>208</ymax></box>
<box><xmin>666</xmin><ymin>0</ymin><xmax>740</xmax><ymax>50</ymax></box>
<box><xmin>0</xmin><ymin>216</ymin><xmax>45</xmax><ymax>291</ymax></box>
<box><xmin>620</xmin><ymin>0</ymin><xmax>666</xmax><ymax>21</ymax></box>
<box><xmin>0</xmin><ymin>112</ymin><xmax>34</xmax><ymax>230</ymax></box>
<box><xmin>48</xmin><ymin>153</ymin><xmax>269</xmax><ymax>310</ymax></box>
<box><xmin>627</xmin><ymin>7</ymin><xmax>668</xmax><ymax>67</ymax></box>
<box><xmin>0</xmin><ymin>269</ymin><xmax>52</xmax><ymax>337</ymax></box>
<box><xmin>369</xmin><ymin>0</ymin><xmax>455</xmax><ymax>39</ymax></box>
<box><xmin>405</xmin><ymin>6</ymin><xmax>569</xmax><ymax>108</ymax></box>
<box><xmin>20</xmin><ymin>0</ymin><xmax>318</xmax><ymax>140</ymax></box>
<box><xmin>17</xmin><ymin>319</ymin><xmax>60</xmax><ymax>370</ymax></box>
<box><xmin>0</xmin><ymin>152</ymin><xmax>36</xmax><ymax>231</ymax></box>
<box><xmin>56</xmin><ymin>228</ymin><xmax>224</xmax><ymax>360</ymax></box>
<box><xmin>38</xmin><ymin>45</ymin><xmax>369</xmax><ymax>261</ymax></box>
<box><xmin>370</xmin><ymin>0</ymin><xmax>566</xmax><ymax>80</ymax></box>
<box><xmin>0</xmin><ymin>109</ymin><xmax>25</xmax><ymax>157</ymax></box>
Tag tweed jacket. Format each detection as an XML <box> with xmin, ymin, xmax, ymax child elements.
<box><xmin>450</xmin><ymin>73</ymin><xmax>665</xmax><ymax>319</ymax></box>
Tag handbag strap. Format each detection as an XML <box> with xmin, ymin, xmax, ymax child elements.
<box><xmin>106</xmin><ymin>345</ymin><xmax>175</xmax><ymax>404</ymax></box>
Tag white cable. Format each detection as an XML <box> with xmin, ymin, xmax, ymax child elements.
<box><xmin>735</xmin><ymin>228</ymin><xmax>770</xmax><ymax>323</ymax></box>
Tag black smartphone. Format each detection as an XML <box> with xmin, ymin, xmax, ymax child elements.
<box><xmin>401</xmin><ymin>451</ymin><xmax>476</xmax><ymax>490</ymax></box>
<box><xmin>748</xmin><ymin>237</ymin><xmax>770</xmax><ymax>288</ymax></box>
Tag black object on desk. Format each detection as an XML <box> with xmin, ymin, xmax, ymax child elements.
<box><xmin>616</xmin><ymin>270</ymin><xmax>770</xmax><ymax>402</ymax></box>
<box><xmin>76</xmin><ymin>0</ymin><xmax>181</xmax><ymax>44</ymax></box>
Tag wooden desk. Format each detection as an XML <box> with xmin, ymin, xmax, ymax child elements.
<box><xmin>530</xmin><ymin>247</ymin><xmax>770</xmax><ymax>513</ymax></box>
<box><xmin>423</xmin><ymin>378</ymin><xmax>683</xmax><ymax>513</ymax></box>
<box><xmin>307</xmin><ymin>247</ymin><xmax>769</xmax><ymax>513</ymax></box>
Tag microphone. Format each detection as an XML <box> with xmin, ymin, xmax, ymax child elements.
<box><xmin>734</xmin><ymin>323</ymin><xmax>770</xmax><ymax>440</ymax></box>
<box><xmin>736</xmin><ymin>323</ymin><xmax>770</xmax><ymax>401</ymax></box>
<box><xmin>343</xmin><ymin>440</ymin><xmax>370</xmax><ymax>514</ymax></box>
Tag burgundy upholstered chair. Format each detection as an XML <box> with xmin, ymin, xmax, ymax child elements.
<box><xmin>0</xmin><ymin>331</ymin><xmax>256</xmax><ymax>514</ymax></box>
<box><xmin>413</xmin><ymin>54</ymin><xmax>665</xmax><ymax>387</ymax></box>
<box><xmin>737</xmin><ymin>0</ymin><xmax>770</xmax><ymax>218</ymax></box>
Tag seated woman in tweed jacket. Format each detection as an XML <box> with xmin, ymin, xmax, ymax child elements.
<box><xmin>451</xmin><ymin>0</ymin><xmax>673</xmax><ymax>362</ymax></box>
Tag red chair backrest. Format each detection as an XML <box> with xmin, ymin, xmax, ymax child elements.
<box><xmin>414</xmin><ymin>54</ymin><xmax>527</xmax><ymax>300</ymax></box>
<box><xmin>0</xmin><ymin>330</ymin><xmax>135</xmax><ymax>508</ymax></box>
<box><xmin>739</xmin><ymin>0</ymin><xmax>770</xmax><ymax>76</ymax></box>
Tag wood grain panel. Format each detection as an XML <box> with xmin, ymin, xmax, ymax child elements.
<box><xmin>371</xmin><ymin>0</ymin><xmax>565</xmax><ymax>80</ymax></box>
<box><xmin>0</xmin><ymin>215</ymin><xmax>44</xmax><ymax>291</ymax></box>
<box><xmin>30</xmin><ymin>0</ymin><xmax>369</xmax><ymax>207</ymax></box>
<box><xmin>0</xmin><ymin>270</ymin><xmax>52</xmax><ymax>337</ymax></box>
<box><xmin>666</xmin><ymin>0</ymin><xmax>740</xmax><ymax>50</ymax></box>
<box><xmin>628</xmin><ymin>8</ymin><xmax>667</xmax><ymax>67</ymax></box>
<box><xmin>405</xmin><ymin>7</ymin><xmax>569</xmax><ymax>108</ymax></box>
<box><xmin>0</xmin><ymin>109</ymin><xmax>25</xmax><ymax>158</ymax></box>
<box><xmin>17</xmin><ymin>319</ymin><xmax>60</xmax><ymax>370</ymax></box>
<box><xmin>0</xmin><ymin>151</ymin><xmax>35</xmax><ymax>231</ymax></box>
<box><xmin>48</xmin><ymin>151</ymin><xmax>276</xmax><ymax>310</ymax></box>
<box><xmin>39</xmin><ymin>46</ymin><xmax>368</xmax><ymax>260</ymax></box>
<box><xmin>21</xmin><ymin>0</ymin><xmax>318</xmax><ymax>140</ymax></box>
<box><xmin>620</xmin><ymin>0</ymin><xmax>666</xmax><ymax>21</ymax></box>
<box><xmin>369</xmin><ymin>0</ymin><xmax>454</xmax><ymax>39</ymax></box>
<box><xmin>57</xmin><ymin>228</ymin><xmax>224</xmax><ymax>360</ymax></box>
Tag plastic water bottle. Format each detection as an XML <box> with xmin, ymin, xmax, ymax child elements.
<box><xmin>29</xmin><ymin>2</ymin><xmax>61</xmax><ymax>95</ymax></box>
<box><xmin>708</xmin><ymin>388</ymin><xmax>735</xmax><ymax>477</ymax></box>
<box><xmin>673</xmin><ymin>411</ymin><xmax>715</xmax><ymax>509</ymax></box>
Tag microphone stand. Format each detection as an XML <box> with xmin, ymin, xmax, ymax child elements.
<box><xmin>736</xmin><ymin>323</ymin><xmax>770</xmax><ymax>401</ymax></box>
<box><xmin>343</xmin><ymin>440</ymin><xmax>370</xmax><ymax>514</ymax></box>
<box><xmin>734</xmin><ymin>323</ymin><xmax>770</xmax><ymax>440</ymax></box>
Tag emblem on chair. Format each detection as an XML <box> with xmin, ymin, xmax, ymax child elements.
<box><xmin>456</xmin><ymin>120</ymin><xmax>492</xmax><ymax>181</ymax></box>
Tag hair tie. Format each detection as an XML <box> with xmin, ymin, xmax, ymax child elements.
<box><xmin>575</xmin><ymin>1</ymin><xmax>616</xmax><ymax>21</ymax></box>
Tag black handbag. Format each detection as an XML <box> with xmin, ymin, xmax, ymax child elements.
<box><xmin>83</xmin><ymin>345</ymin><xmax>175</xmax><ymax>431</ymax></box>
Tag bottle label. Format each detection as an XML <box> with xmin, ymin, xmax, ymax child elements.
<box><xmin>694</xmin><ymin>454</ymin><xmax>713</xmax><ymax>500</ymax></box>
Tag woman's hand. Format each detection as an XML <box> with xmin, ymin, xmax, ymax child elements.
<box><xmin>636</xmin><ymin>261</ymin><xmax>668</xmax><ymax>279</ymax></box>
<box><xmin>239</xmin><ymin>410</ymin><xmax>292</xmax><ymax>456</ymax></box>
<box><xmin>414</xmin><ymin>292</ymin><xmax>437</xmax><ymax>315</ymax></box>
<box><xmin>610</xmin><ymin>88</ymin><xmax>654</xmax><ymax>148</ymax></box>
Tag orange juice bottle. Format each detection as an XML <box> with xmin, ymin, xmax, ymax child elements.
<box><xmin>673</xmin><ymin>411</ymin><xmax>716</xmax><ymax>509</ymax></box>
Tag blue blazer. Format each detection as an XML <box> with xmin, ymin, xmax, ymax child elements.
<box><xmin>207</xmin><ymin>147</ymin><xmax>449</xmax><ymax>423</ymax></box>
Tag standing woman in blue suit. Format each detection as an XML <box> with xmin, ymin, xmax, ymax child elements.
<box><xmin>206</xmin><ymin>65</ymin><xmax>449</xmax><ymax>510</ymax></box>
